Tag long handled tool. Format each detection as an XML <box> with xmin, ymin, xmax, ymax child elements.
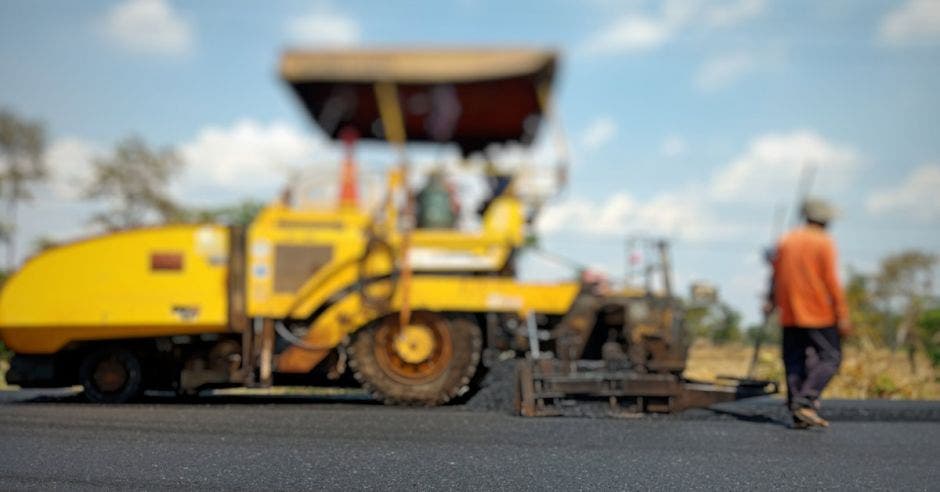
<box><xmin>747</xmin><ymin>165</ymin><xmax>817</xmax><ymax>378</ymax></box>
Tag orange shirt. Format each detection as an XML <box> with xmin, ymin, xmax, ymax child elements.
<box><xmin>772</xmin><ymin>225</ymin><xmax>848</xmax><ymax>328</ymax></box>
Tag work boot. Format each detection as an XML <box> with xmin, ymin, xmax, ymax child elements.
<box><xmin>792</xmin><ymin>406</ymin><xmax>829</xmax><ymax>428</ymax></box>
<box><xmin>789</xmin><ymin>418</ymin><xmax>811</xmax><ymax>430</ymax></box>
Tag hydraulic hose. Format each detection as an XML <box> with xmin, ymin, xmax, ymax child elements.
<box><xmin>273</xmin><ymin>320</ymin><xmax>337</xmax><ymax>351</ymax></box>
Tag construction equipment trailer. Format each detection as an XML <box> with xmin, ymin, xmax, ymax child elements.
<box><xmin>0</xmin><ymin>49</ymin><xmax>775</xmax><ymax>412</ymax></box>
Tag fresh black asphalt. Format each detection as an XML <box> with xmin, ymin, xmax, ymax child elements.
<box><xmin>0</xmin><ymin>392</ymin><xmax>938</xmax><ymax>490</ymax></box>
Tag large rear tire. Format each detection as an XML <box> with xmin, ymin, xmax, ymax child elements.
<box><xmin>79</xmin><ymin>348</ymin><xmax>144</xmax><ymax>404</ymax></box>
<box><xmin>349</xmin><ymin>312</ymin><xmax>482</xmax><ymax>406</ymax></box>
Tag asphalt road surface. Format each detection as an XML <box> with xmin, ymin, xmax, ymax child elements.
<box><xmin>0</xmin><ymin>393</ymin><xmax>938</xmax><ymax>490</ymax></box>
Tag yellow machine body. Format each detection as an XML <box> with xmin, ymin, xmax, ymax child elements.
<box><xmin>246</xmin><ymin>186</ymin><xmax>528</xmax><ymax>318</ymax></box>
<box><xmin>0</xmin><ymin>190</ymin><xmax>576</xmax><ymax>361</ymax></box>
<box><xmin>277</xmin><ymin>275</ymin><xmax>580</xmax><ymax>373</ymax></box>
<box><xmin>0</xmin><ymin>49</ymin><xmax>590</xmax><ymax>405</ymax></box>
<box><xmin>244</xmin><ymin>180</ymin><xmax>578</xmax><ymax>373</ymax></box>
<box><xmin>245</xmin><ymin>203</ymin><xmax>373</xmax><ymax>318</ymax></box>
<box><xmin>0</xmin><ymin>225</ymin><xmax>231</xmax><ymax>354</ymax></box>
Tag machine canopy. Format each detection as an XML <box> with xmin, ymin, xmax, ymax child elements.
<box><xmin>280</xmin><ymin>48</ymin><xmax>557</xmax><ymax>154</ymax></box>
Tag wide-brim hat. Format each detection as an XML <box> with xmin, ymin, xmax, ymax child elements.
<box><xmin>801</xmin><ymin>197</ymin><xmax>839</xmax><ymax>223</ymax></box>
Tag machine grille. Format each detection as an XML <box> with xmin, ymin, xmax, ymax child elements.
<box><xmin>273</xmin><ymin>244</ymin><xmax>333</xmax><ymax>293</ymax></box>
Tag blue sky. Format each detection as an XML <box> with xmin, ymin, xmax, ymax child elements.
<box><xmin>1</xmin><ymin>0</ymin><xmax>939</xmax><ymax>323</ymax></box>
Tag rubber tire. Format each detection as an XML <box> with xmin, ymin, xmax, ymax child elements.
<box><xmin>79</xmin><ymin>348</ymin><xmax>144</xmax><ymax>404</ymax></box>
<box><xmin>349</xmin><ymin>314</ymin><xmax>482</xmax><ymax>406</ymax></box>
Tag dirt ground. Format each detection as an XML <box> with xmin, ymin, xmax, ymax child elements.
<box><xmin>684</xmin><ymin>340</ymin><xmax>940</xmax><ymax>400</ymax></box>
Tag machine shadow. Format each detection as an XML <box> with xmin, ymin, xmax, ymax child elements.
<box><xmin>704</xmin><ymin>407</ymin><xmax>792</xmax><ymax>428</ymax></box>
<box><xmin>6</xmin><ymin>388</ymin><xmax>381</xmax><ymax>407</ymax></box>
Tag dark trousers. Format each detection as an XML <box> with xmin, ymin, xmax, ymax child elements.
<box><xmin>782</xmin><ymin>326</ymin><xmax>842</xmax><ymax>410</ymax></box>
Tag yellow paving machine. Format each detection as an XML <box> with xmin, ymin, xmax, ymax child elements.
<box><xmin>0</xmin><ymin>49</ymin><xmax>775</xmax><ymax>412</ymax></box>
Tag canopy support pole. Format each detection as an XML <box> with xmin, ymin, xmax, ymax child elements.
<box><xmin>373</xmin><ymin>81</ymin><xmax>414</xmax><ymax>328</ymax></box>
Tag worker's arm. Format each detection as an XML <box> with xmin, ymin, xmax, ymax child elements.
<box><xmin>821</xmin><ymin>238</ymin><xmax>851</xmax><ymax>335</ymax></box>
<box><xmin>763</xmin><ymin>246</ymin><xmax>778</xmax><ymax>315</ymax></box>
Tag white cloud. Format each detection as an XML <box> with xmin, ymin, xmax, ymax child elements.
<box><xmin>582</xmin><ymin>0</ymin><xmax>767</xmax><ymax>56</ymax></box>
<box><xmin>582</xmin><ymin>16</ymin><xmax>676</xmax><ymax>55</ymax></box>
<box><xmin>709</xmin><ymin>130</ymin><xmax>859</xmax><ymax>203</ymax></box>
<box><xmin>879</xmin><ymin>0</ymin><xmax>940</xmax><ymax>45</ymax></box>
<box><xmin>28</xmin><ymin>123</ymin><xmax>325</xmax><ymax>207</ymax></box>
<box><xmin>537</xmin><ymin>190</ymin><xmax>733</xmax><ymax>242</ymax></box>
<box><xmin>46</xmin><ymin>137</ymin><xmax>100</xmax><ymax>200</ymax></box>
<box><xmin>695</xmin><ymin>52</ymin><xmax>756</xmax><ymax>91</ymax></box>
<box><xmin>9</xmin><ymin>121</ymin><xmax>332</xmax><ymax>259</ymax></box>
<box><xmin>867</xmin><ymin>164</ymin><xmax>940</xmax><ymax>222</ymax></box>
<box><xmin>286</xmin><ymin>8</ymin><xmax>361</xmax><ymax>46</ymax></box>
<box><xmin>661</xmin><ymin>135</ymin><xmax>686</xmax><ymax>157</ymax></box>
<box><xmin>102</xmin><ymin>0</ymin><xmax>193</xmax><ymax>56</ymax></box>
<box><xmin>538</xmin><ymin>129</ymin><xmax>856</xmax><ymax>242</ymax></box>
<box><xmin>538</xmin><ymin>192</ymin><xmax>635</xmax><ymax>236</ymax></box>
<box><xmin>0</xmin><ymin>136</ymin><xmax>97</xmax><ymax>202</ymax></box>
<box><xmin>579</xmin><ymin>116</ymin><xmax>618</xmax><ymax>151</ymax></box>
<box><xmin>177</xmin><ymin>119</ymin><xmax>329</xmax><ymax>204</ymax></box>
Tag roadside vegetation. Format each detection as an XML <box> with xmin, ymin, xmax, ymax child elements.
<box><xmin>686</xmin><ymin>250</ymin><xmax>939</xmax><ymax>400</ymax></box>
<box><xmin>686</xmin><ymin>340</ymin><xmax>940</xmax><ymax>400</ymax></box>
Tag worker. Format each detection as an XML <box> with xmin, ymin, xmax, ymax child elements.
<box><xmin>768</xmin><ymin>197</ymin><xmax>852</xmax><ymax>428</ymax></box>
<box><xmin>415</xmin><ymin>169</ymin><xmax>458</xmax><ymax>228</ymax></box>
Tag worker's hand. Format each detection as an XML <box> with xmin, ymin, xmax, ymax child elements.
<box><xmin>838</xmin><ymin>318</ymin><xmax>853</xmax><ymax>337</ymax></box>
<box><xmin>762</xmin><ymin>301</ymin><xmax>775</xmax><ymax>317</ymax></box>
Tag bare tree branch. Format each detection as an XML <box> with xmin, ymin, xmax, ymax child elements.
<box><xmin>84</xmin><ymin>136</ymin><xmax>182</xmax><ymax>230</ymax></box>
<box><xmin>0</xmin><ymin>109</ymin><xmax>47</xmax><ymax>269</ymax></box>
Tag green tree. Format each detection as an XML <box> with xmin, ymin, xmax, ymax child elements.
<box><xmin>874</xmin><ymin>251</ymin><xmax>936</xmax><ymax>357</ymax></box>
<box><xmin>0</xmin><ymin>109</ymin><xmax>47</xmax><ymax>270</ymax></box>
<box><xmin>846</xmin><ymin>250</ymin><xmax>938</xmax><ymax>369</ymax></box>
<box><xmin>684</xmin><ymin>303</ymin><xmax>710</xmax><ymax>340</ymax></box>
<box><xmin>180</xmin><ymin>199</ymin><xmax>265</xmax><ymax>227</ymax></box>
<box><xmin>84</xmin><ymin>136</ymin><xmax>182</xmax><ymax>230</ymax></box>
<box><xmin>684</xmin><ymin>300</ymin><xmax>742</xmax><ymax>344</ymax></box>
<box><xmin>745</xmin><ymin>323</ymin><xmax>780</xmax><ymax>345</ymax></box>
<box><xmin>30</xmin><ymin>235</ymin><xmax>60</xmax><ymax>255</ymax></box>
<box><xmin>844</xmin><ymin>269</ymin><xmax>889</xmax><ymax>349</ymax></box>
<box><xmin>920</xmin><ymin>309</ymin><xmax>940</xmax><ymax>366</ymax></box>
<box><xmin>712</xmin><ymin>304</ymin><xmax>743</xmax><ymax>344</ymax></box>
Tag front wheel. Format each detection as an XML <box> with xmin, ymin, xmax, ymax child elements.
<box><xmin>79</xmin><ymin>348</ymin><xmax>144</xmax><ymax>404</ymax></box>
<box><xmin>348</xmin><ymin>312</ymin><xmax>482</xmax><ymax>406</ymax></box>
